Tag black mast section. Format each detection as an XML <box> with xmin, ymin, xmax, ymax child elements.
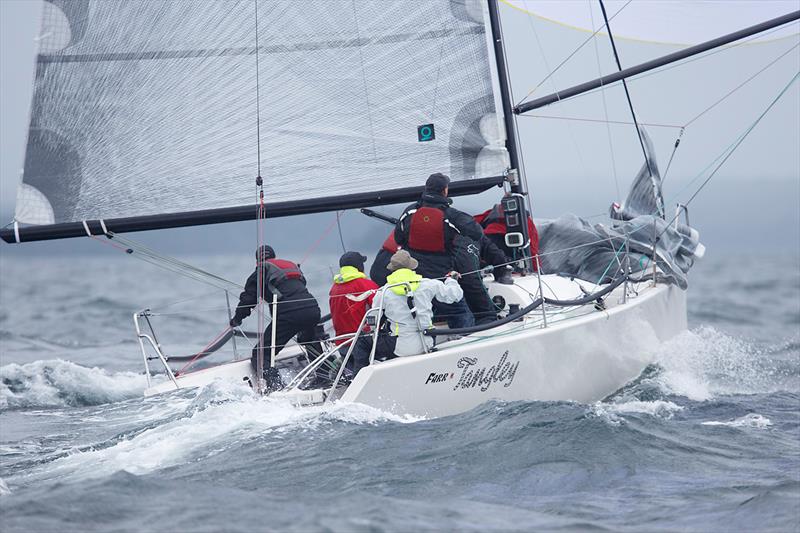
<box><xmin>487</xmin><ymin>0</ymin><xmax>533</xmax><ymax>268</ymax></box>
<box><xmin>487</xmin><ymin>0</ymin><xmax>522</xmax><ymax>176</ymax></box>
<box><xmin>515</xmin><ymin>10</ymin><xmax>800</xmax><ymax>114</ymax></box>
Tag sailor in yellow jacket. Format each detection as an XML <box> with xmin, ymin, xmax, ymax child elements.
<box><xmin>372</xmin><ymin>250</ymin><xmax>464</xmax><ymax>357</ymax></box>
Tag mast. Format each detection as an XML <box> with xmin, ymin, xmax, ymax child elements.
<box><xmin>487</xmin><ymin>0</ymin><xmax>533</xmax><ymax>270</ymax></box>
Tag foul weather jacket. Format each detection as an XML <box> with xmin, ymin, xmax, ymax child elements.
<box><xmin>474</xmin><ymin>205</ymin><xmax>540</xmax><ymax>261</ymax></box>
<box><xmin>372</xmin><ymin>268</ymin><xmax>463</xmax><ymax>356</ymax></box>
<box><xmin>329</xmin><ymin>266</ymin><xmax>380</xmax><ymax>345</ymax></box>
<box><xmin>395</xmin><ymin>192</ymin><xmax>484</xmax><ymax>279</ymax></box>
<box><xmin>232</xmin><ymin>260</ymin><xmax>320</xmax><ymax>324</ymax></box>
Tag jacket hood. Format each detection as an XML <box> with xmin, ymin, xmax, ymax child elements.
<box><xmin>334</xmin><ymin>265</ymin><xmax>367</xmax><ymax>284</ymax></box>
<box><xmin>386</xmin><ymin>268</ymin><xmax>422</xmax><ymax>295</ymax></box>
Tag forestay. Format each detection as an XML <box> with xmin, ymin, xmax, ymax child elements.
<box><xmin>12</xmin><ymin>0</ymin><xmax>508</xmax><ymax>234</ymax></box>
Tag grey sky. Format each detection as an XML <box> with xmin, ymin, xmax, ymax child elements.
<box><xmin>1</xmin><ymin>0</ymin><xmax>798</xmax><ymax>259</ymax></box>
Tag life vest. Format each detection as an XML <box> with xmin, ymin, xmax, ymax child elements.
<box><xmin>404</xmin><ymin>206</ymin><xmax>448</xmax><ymax>253</ymax></box>
<box><xmin>263</xmin><ymin>258</ymin><xmax>303</xmax><ymax>280</ymax></box>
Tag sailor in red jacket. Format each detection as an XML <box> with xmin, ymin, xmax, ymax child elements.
<box><xmin>329</xmin><ymin>251</ymin><xmax>379</xmax><ymax>346</ymax></box>
<box><xmin>474</xmin><ymin>203</ymin><xmax>540</xmax><ymax>268</ymax></box>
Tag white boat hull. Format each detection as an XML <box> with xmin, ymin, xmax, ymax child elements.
<box><xmin>341</xmin><ymin>282</ymin><xmax>686</xmax><ymax>418</ymax></box>
<box><xmin>144</xmin><ymin>276</ymin><xmax>687</xmax><ymax>419</ymax></box>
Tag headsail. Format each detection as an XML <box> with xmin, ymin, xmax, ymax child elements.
<box><xmin>6</xmin><ymin>0</ymin><xmax>509</xmax><ymax>242</ymax></box>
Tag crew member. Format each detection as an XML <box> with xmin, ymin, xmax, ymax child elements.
<box><xmin>394</xmin><ymin>172</ymin><xmax>480</xmax><ymax>328</ymax></box>
<box><xmin>350</xmin><ymin>250</ymin><xmax>464</xmax><ymax>374</ymax></box>
<box><xmin>369</xmin><ymin>232</ymin><xmax>398</xmax><ymax>286</ymax></box>
<box><xmin>474</xmin><ymin>202</ymin><xmax>540</xmax><ymax>266</ymax></box>
<box><xmin>229</xmin><ymin>244</ymin><xmax>322</xmax><ymax>391</ymax></box>
<box><xmin>329</xmin><ymin>251</ymin><xmax>379</xmax><ymax>345</ymax></box>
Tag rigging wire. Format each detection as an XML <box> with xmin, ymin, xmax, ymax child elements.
<box><xmin>683</xmin><ymin>40</ymin><xmax>800</xmax><ymax>129</ymax></box>
<box><xmin>517</xmin><ymin>114</ymin><xmax>681</xmax><ymax>130</ymax></box>
<box><xmin>253</xmin><ymin>0</ymin><xmax>266</xmax><ymax>390</ymax></box>
<box><xmin>515</xmin><ymin>0</ymin><xmax>633</xmax><ymax>106</ymax></box>
<box><xmin>597</xmin><ymin>0</ymin><xmax>663</xmax><ymax>218</ymax></box>
<box><xmin>520</xmin><ymin>0</ymin><xmax>592</xmax><ymax>178</ymax></box>
<box><xmin>682</xmin><ymin>71</ymin><xmax>799</xmax><ymax>210</ymax></box>
<box><xmin>589</xmin><ymin>2</ymin><xmax>620</xmax><ymax>200</ymax></box>
<box><xmin>663</xmin><ymin>40</ymin><xmax>798</xmax><ymax>185</ymax></box>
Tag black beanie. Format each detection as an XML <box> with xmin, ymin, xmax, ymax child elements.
<box><xmin>256</xmin><ymin>244</ymin><xmax>276</xmax><ymax>261</ymax></box>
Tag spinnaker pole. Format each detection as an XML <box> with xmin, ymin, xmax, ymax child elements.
<box><xmin>514</xmin><ymin>9</ymin><xmax>800</xmax><ymax>114</ymax></box>
<box><xmin>487</xmin><ymin>0</ymin><xmax>533</xmax><ymax>271</ymax></box>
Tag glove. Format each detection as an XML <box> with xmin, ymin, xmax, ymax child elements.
<box><xmin>447</xmin><ymin>271</ymin><xmax>461</xmax><ymax>280</ymax></box>
<box><xmin>229</xmin><ymin>317</ymin><xmax>242</xmax><ymax>328</ymax></box>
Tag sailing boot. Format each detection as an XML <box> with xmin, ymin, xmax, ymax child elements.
<box><xmin>496</xmin><ymin>265</ymin><xmax>514</xmax><ymax>285</ymax></box>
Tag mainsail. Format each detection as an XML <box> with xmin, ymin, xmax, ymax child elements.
<box><xmin>5</xmin><ymin>0</ymin><xmax>509</xmax><ymax>242</ymax></box>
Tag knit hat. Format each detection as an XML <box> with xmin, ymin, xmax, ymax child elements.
<box><xmin>256</xmin><ymin>244</ymin><xmax>275</xmax><ymax>261</ymax></box>
<box><xmin>339</xmin><ymin>251</ymin><xmax>367</xmax><ymax>271</ymax></box>
<box><xmin>424</xmin><ymin>172</ymin><xmax>450</xmax><ymax>194</ymax></box>
<box><xmin>387</xmin><ymin>249</ymin><xmax>419</xmax><ymax>272</ymax></box>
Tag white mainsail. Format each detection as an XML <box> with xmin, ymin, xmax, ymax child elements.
<box><xmin>15</xmin><ymin>0</ymin><xmax>508</xmax><ymax>229</ymax></box>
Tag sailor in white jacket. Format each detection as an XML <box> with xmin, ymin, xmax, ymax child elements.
<box><xmin>371</xmin><ymin>250</ymin><xmax>464</xmax><ymax>357</ymax></box>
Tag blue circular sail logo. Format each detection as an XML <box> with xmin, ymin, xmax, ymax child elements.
<box><xmin>417</xmin><ymin>124</ymin><xmax>435</xmax><ymax>142</ymax></box>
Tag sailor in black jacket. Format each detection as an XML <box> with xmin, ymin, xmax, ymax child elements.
<box><xmin>230</xmin><ymin>245</ymin><xmax>322</xmax><ymax>390</ymax></box>
<box><xmin>394</xmin><ymin>173</ymin><xmax>481</xmax><ymax>328</ymax></box>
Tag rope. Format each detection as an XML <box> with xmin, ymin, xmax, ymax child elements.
<box><xmin>598</xmin><ymin>0</ymin><xmax>663</xmax><ymax>219</ymax></box>
<box><xmin>176</xmin><ymin>326</ymin><xmax>234</xmax><ymax>375</ymax></box>
<box><xmin>299</xmin><ymin>214</ymin><xmax>343</xmax><ymax>264</ymax></box>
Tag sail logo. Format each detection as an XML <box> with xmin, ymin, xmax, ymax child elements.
<box><xmin>417</xmin><ymin>123</ymin><xmax>435</xmax><ymax>142</ymax></box>
<box><xmin>453</xmin><ymin>351</ymin><xmax>519</xmax><ymax>392</ymax></box>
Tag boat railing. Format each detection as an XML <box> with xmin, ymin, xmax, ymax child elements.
<box><xmin>133</xmin><ymin>310</ymin><xmax>178</xmax><ymax>390</ymax></box>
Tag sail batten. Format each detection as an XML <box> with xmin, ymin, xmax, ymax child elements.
<box><xmin>38</xmin><ymin>27</ymin><xmax>486</xmax><ymax>64</ymax></box>
<box><xmin>11</xmin><ymin>0</ymin><xmax>509</xmax><ymax>240</ymax></box>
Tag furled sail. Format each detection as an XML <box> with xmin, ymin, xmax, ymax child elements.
<box><xmin>6</xmin><ymin>0</ymin><xmax>508</xmax><ymax>241</ymax></box>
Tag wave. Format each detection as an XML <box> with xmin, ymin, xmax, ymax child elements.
<box><xmin>0</xmin><ymin>360</ymin><xmax>148</xmax><ymax>410</ymax></box>
<box><xmin>701</xmin><ymin>413</ymin><xmax>773</xmax><ymax>429</ymax></box>
<box><xmin>589</xmin><ymin>399</ymin><xmax>683</xmax><ymax>426</ymax></box>
<box><xmin>649</xmin><ymin>326</ymin><xmax>797</xmax><ymax>401</ymax></box>
<box><xmin>21</xmin><ymin>379</ymin><xmax>420</xmax><ymax>483</ymax></box>
<box><xmin>0</xmin><ymin>478</ymin><xmax>10</xmax><ymax>496</ymax></box>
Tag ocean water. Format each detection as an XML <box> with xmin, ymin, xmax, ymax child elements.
<box><xmin>0</xmin><ymin>250</ymin><xmax>798</xmax><ymax>532</ymax></box>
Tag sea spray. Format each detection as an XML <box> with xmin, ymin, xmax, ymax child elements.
<box><xmin>0</xmin><ymin>359</ymin><xmax>147</xmax><ymax>410</ymax></box>
<box><xmin>652</xmin><ymin>326</ymin><xmax>794</xmax><ymax>400</ymax></box>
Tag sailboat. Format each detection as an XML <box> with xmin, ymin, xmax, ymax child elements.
<box><xmin>3</xmin><ymin>0</ymin><xmax>797</xmax><ymax>418</ymax></box>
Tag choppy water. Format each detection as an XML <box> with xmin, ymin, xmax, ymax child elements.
<box><xmin>1</xmin><ymin>251</ymin><xmax>798</xmax><ymax>532</ymax></box>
